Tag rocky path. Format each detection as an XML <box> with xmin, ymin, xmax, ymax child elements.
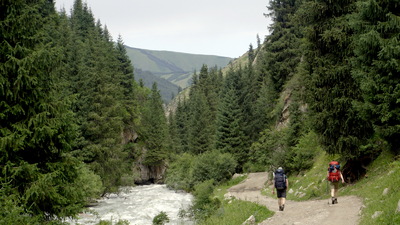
<box><xmin>227</xmin><ymin>172</ymin><xmax>363</xmax><ymax>225</ymax></box>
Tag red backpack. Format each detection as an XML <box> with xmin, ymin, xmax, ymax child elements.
<box><xmin>328</xmin><ymin>161</ymin><xmax>341</xmax><ymax>182</ymax></box>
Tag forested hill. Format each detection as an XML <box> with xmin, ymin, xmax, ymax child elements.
<box><xmin>125</xmin><ymin>46</ymin><xmax>233</xmax><ymax>89</ymax></box>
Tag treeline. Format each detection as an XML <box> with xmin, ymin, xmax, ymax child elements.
<box><xmin>1</xmin><ymin>0</ymin><xmax>169</xmax><ymax>223</ymax></box>
<box><xmin>165</xmin><ymin>0</ymin><xmax>399</xmax><ymax>199</ymax></box>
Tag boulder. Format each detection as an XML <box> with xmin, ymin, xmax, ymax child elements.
<box><xmin>397</xmin><ymin>200</ymin><xmax>400</xmax><ymax>213</ymax></box>
<box><xmin>382</xmin><ymin>188</ymin><xmax>389</xmax><ymax>196</ymax></box>
<box><xmin>371</xmin><ymin>211</ymin><xmax>383</xmax><ymax>219</ymax></box>
<box><xmin>242</xmin><ymin>215</ymin><xmax>256</xmax><ymax>225</ymax></box>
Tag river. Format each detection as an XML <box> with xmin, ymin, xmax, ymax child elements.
<box><xmin>67</xmin><ymin>184</ymin><xmax>194</xmax><ymax>225</ymax></box>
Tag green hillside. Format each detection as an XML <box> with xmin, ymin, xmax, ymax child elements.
<box><xmin>125</xmin><ymin>46</ymin><xmax>233</xmax><ymax>88</ymax></box>
<box><xmin>134</xmin><ymin>68</ymin><xmax>181</xmax><ymax>103</ymax></box>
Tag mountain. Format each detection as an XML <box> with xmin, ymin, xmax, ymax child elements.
<box><xmin>125</xmin><ymin>46</ymin><xmax>233</xmax><ymax>102</ymax></box>
<box><xmin>134</xmin><ymin>68</ymin><xmax>181</xmax><ymax>103</ymax></box>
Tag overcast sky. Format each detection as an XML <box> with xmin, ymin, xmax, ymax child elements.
<box><xmin>55</xmin><ymin>0</ymin><xmax>272</xmax><ymax>58</ymax></box>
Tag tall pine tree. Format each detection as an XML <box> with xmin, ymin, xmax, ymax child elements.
<box><xmin>352</xmin><ymin>0</ymin><xmax>400</xmax><ymax>154</ymax></box>
<box><xmin>302</xmin><ymin>0</ymin><xmax>373</xmax><ymax>157</ymax></box>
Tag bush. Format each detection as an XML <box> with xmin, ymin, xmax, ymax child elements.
<box><xmin>191</xmin><ymin>151</ymin><xmax>237</xmax><ymax>185</ymax></box>
<box><xmin>152</xmin><ymin>211</ymin><xmax>170</xmax><ymax>225</ymax></box>
<box><xmin>165</xmin><ymin>151</ymin><xmax>237</xmax><ymax>191</ymax></box>
<box><xmin>165</xmin><ymin>153</ymin><xmax>195</xmax><ymax>191</ymax></box>
<box><xmin>191</xmin><ymin>180</ymin><xmax>220</xmax><ymax>221</ymax></box>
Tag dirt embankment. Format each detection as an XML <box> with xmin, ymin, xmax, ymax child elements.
<box><xmin>227</xmin><ymin>172</ymin><xmax>363</xmax><ymax>225</ymax></box>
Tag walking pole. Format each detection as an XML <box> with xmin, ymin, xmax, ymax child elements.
<box><xmin>326</xmin><ymin>179</ymin><xmax>330</xmax><ymax>205</ymax></box>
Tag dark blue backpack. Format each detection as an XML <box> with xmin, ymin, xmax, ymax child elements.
<box><xmin>274</xmin><ymin>170</ymin><xmax>286</xmax><ymax>190</ymax></box>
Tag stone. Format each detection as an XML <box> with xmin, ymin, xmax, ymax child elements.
<box><xmin>371</xmin><ymin>211</ymin><xmax>383</xmax><ymax>219</ymax></box>
<box><xmin>224</xmin><ymin>193</ymin><xmax>232</xmax><ymax>200</ymax></box>
<box><xmin>298</xmin><ymin>192</ymin><xmax>306</xmax><ymax>198</ymax></box>
<box><xmin>242</xmin><ymin>215</ymin><xmax>256</xmax><ymax>225</ymax></box>
<box><xmin>382</xmin><ymin>188</ymin><xmax>389</xmax><ymax>196</ymax></box>
<box><xmin>288</xmin><ymin>188</ymin><xmax>294</xmax><ymax>194</ymax></box>
<box><xmin>233</xmin><ymin>173</ymin><xmax>246</xmax><ymax>179</ymax></box>
<box><xmin>397</xmin><ymin>200</ymin><xmax>400</xmax><ymax>213</ymax></box>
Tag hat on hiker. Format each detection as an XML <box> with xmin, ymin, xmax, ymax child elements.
<box><xmin>276</xmin><ymin>167</ymin><xmax>284</xmax><ymax>173</ymax></box>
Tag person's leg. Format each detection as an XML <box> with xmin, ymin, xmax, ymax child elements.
<box><xmin>277</xmin><ymin>190</ymin><xmax>284</xmax><ymax>210</ymax></box>
<box><xmin>280</xmin><ymin>189</ymin><xmax>287</xmax><ymax>210</ymax></box>
<box><xmin>330</xmin><ymin>182</ymin><xmax>339</xmax><ymax>203</ymax></box>
<box><xmin>330</xmin><ymin>181</ymin><xmax>336</xmax><ymax>204</ymax></box>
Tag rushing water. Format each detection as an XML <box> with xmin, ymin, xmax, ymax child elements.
<box><xmin>67</xmin><ymin>184</ymin><xmax>194</xmax><ymax>225</ymax></box>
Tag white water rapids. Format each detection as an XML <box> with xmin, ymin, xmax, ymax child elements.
<box><xmin>67</xmin><ymin>184</ymin><xmax>194</xmax><ymax>225</ymax></box>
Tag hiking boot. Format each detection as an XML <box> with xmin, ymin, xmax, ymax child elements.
<box><xmin>279</xmin><ymin>206</ymin><xmax>283</xmax><ymax>211</ymax></box>
<box><xmin>281</xmin><ymin>204</ymin><xmax>285</xmax><ymax>211</ymax></box>
<box><xmin>334</xmin><ymin>198</ymin><xmax>338</xmax><ymax>204</ymax></box>
<box><xmin>332</xmin><ymin>197</ymin><xmax>335</xmax><ymax>204</ymax></box>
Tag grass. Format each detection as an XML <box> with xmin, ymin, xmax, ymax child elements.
<box><xmin>199</xmin><ymin>175</ymin><xmax>274</xmax><ymax>225</ymax></box>
<box><xmin>342</xmin><ymin>150</ymin><xmax>400</xmax><ymax>225</ymax></box>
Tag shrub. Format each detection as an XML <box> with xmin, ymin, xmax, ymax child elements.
<box><xmin>152</xmin><ymin>211</ymin><xmax>170</xmax><ymax>225</ymax></box>
<box><xmin>191</xmin><ymin>180</ymin><xmax>220</xmax><ymax>221</ymax></box>
<box><xmin>191</xmin><ymin>151</ymin><xmax>237</xmax><ymax>185</ymax></box>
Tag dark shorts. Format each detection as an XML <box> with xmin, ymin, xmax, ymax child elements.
<box><xmin>276</xmin><ymin>188</ymin><xmax>287</xmax><ymax>198</ymax></box>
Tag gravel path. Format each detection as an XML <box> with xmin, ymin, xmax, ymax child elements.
<box><xmin>227</xmin><ymin>172</ymin><xmax>363</xmax><ymax>225</ymax></box>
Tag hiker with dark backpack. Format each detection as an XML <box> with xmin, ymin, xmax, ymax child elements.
<box><xmin>272</xmin><ymin>167</ymin><xmax>289</xmax><ymax>211</ymax></box>
<box><xmin>327</xmin><ymin>161</ymin><xmax>345</xmax><ymax>204</ymax></box>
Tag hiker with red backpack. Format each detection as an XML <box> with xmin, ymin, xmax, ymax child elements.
<box><xmin>272</xmin><ymin>167</ymin><xmax>289</xmax><ymax>211</ymax></box>
<box><xmin>327</xmin><ymin>161</ymin><xmax>345</xmax><ymax>204</ymax></box>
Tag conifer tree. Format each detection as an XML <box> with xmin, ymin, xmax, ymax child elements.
<box><xmin>352</xmin><ymin>0</ymin><xmax>400</xmax><ymax>154</ymax></box>
<box><xmin>302</xmin><ymin>0</ymin><xmax>373</xmax><ymax>157</ymax></box>
<box><xmin>215</xmin><ymin>70</ymin><xmax>247</xmax><ymax>170</ymax></box>
<box><xmin>0</xmin><ymin>0</ymin><xmax>94</xmax><ymax>220</ymax></box>
<box><xmin>263</xmin><ymin>0</ymin><xmax>302</xmax><ymax>94</ymax></box>
<box><xmin>174</xmin><ymin>99</ymin><xmax>190</xmax><ymax>152</ymax></box>
<box><xmin>140</xmin><ymin>83</ymin><xmax>168</xmax><ymax>165</ymax></box>
<box><xmin>188</xmin><ymin>91</ymin><xmax>214</xmax><ymax>154</ymax></box>
<box><xmin>186</xmin><ymin>66</ymin><xmax>216</xmax><ymax>154</ymax></box>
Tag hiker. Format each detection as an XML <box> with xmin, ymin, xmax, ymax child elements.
<box><xmin>327</xmin><ymin>161</ymin><xmax>345</xmax><ymax>204</ymax></box>
<box><xmin>272</xmin><ymin>167</ymin><xmax>289</xmax><ymax>211</ymax></box>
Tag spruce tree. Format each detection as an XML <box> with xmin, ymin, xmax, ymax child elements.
<box><xmin>140</xmin><ymin>83</ymin><xmax>168</xmax><ymax>165</ymax></box>
<box><xmin>302</xmin><ymin>0</ymin><xmax>373</xmax><ymax>157</ymax></box>
<box><xmin>352</xmin><ymin>0</ymin><xmax>400</xmax><ymax>154</ymax></box>
<box><xmin>0</xmin><ymin>0</ymin><xmax>93</xmax><ymax>220</ymax></box>
<box><xmin>215</xmin><ymin>70</ymin><xmax>247</xmax><ymax>170</ymax></box>
<box><xmin>186</xmin><ymin>66</ymin><xmax>216</xmax><ymax>154</ymax></box>
<box><xmin>263</xmin><ymin>0</ymin><xmax>302</xmax><ymax>94</ymax></box>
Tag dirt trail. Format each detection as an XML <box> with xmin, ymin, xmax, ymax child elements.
<box><xmin>227</xmin><ymin>172</ymin><xmax>363</xmax><ymax>225</ymax></box>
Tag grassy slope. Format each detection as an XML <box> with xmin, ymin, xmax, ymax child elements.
<box><xmin>262</xmin><ymin>150</ymin><xmax>400</xmax><ymax>225</ymax></box>
<box><xmin>200</xmin><ymin>176</ymin><xmax>273</xmax><ymax>225</ymax></box>
<box><xmin>125</xmin><ymin>46</ymin><xmax>233</xmax><ymax>88</ymax></box>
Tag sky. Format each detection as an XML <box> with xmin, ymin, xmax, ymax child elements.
<box><xmin>55</xmin><ymin>0</ymin><xmax>272</xmax><ymax>58</ymax></box>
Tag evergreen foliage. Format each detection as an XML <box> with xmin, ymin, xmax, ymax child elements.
<box><xmin>139</xmin><ymin>83</ymin><xmax>168</xmax><ymax>165</ymax></box>
<box><xmin>0</xmin><ymin>0</ymin><xmax>100</xmax><ymax>221</ymax></box>
<box><xmin>301</xmin><ymin>0</ymin><xmax>374</xmax><ymax>158</ymax></box>
<box><xmin>215</xmin><ymin>69</ymin><xmax>248</xmax><ymax>170</ymax></box>
<box><xmin>351</xmin><ymin>0</ymin><xmax>400</xmax><ymax>154</ymax></box>
<box><xmin>1</xmin><ymin>0</ymin><xmax>168</xmax><ymax>221</ymax></box>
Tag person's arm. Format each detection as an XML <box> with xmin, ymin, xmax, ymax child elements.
<box><xmin>340</xmin><ymin>171</ymin><xmax>345</xmax><ymax>183</ymax></box>
<box><xmin>286</xmin><ymin>177</ymin><xmax>289</xmax><ymax>190</ymax></box>
<box><xmin>272</xmin><ymin>173</ymin><xmax>275</xmax><ymax>194</ymax></box>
